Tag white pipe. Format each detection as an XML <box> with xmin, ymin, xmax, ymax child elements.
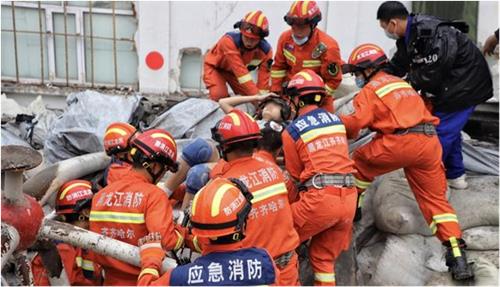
<box><xmin>23</xmin><ymin>152</ymin><xmax>111</xmax><ymax>205</ymax></box>
<box><xmin>2</xmin><ymin>171</ymin><xmax>26</xmax><ymax>205</ymax></box>
<box><xmin>38</xmin><ymin>219</ymin><xmax>177</xmax><ymax>273</ymax></box>
<box><xmin>1</xmin><ymin>223</ymin><xmax>20</xmax><ymax>269</ymax></box>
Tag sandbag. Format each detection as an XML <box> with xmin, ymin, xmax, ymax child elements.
<box><xmin>369</xmin><ymin>234</ymin><xmax>442</xmax><ymax>285</ymax></box>
<box><xmin>462</xmin><ymin>226</ymin><xmax>499</xmax><ymax>251</ymax></box>
<box><xmin>373</xmin><ymin>171</ymin><xmax>499</xmax><ymax>236</ymax></box>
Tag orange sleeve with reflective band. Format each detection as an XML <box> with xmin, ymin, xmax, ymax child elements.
<box><xmin>145</xmin><ymin>188</ymin><xmax>183</xmax><ymax>251</ymax></box>
<box><xmin>271</xmin><ymin>33</ymin><xmax>289</xmax><ymax>93</ymax></box>
<box><xmin>339</xmin><ymin>88</ymin><xmax>375</xmax><ymax>139</ymax></box>
<box><xmin>31</xmin><ymin>254</ymin><xmax>50</xmax><ymax>286</ymax></box>
<box><xmin>137</xmin><ymin>268</ymin><xmax>172</xmax><ymax>286</ymax></box>
<box><xmin>170</xmin><ymin>183</ymin><xmax>186</xmax><ymax>201</ymax></box>
<box><xmin>283</xmin><ymin>170</ymin><xmax>299</xmax><ymax>203</ymax></box>
<box><xmin>220</xmin><ymin>36</ymin><xmax>260</xmax><ymax>95</ymax></box>
<box><xmin>282</xmin><ymin>130</ymin><xmax>304</xmax><ymax>181</ymax></box>
<box><xmin>257</xmin><ymin>48</ymin><xmax>273</xmax><ymax>93</ymax></box>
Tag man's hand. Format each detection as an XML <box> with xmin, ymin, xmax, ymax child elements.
<box><xmin>483</xmin><ymin>33</ymin><xmax>499</xmax><ymax>56</ymax></box>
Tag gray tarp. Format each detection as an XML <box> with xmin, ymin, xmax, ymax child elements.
<box><xmin>43</xmin><ymin>90</ymin><xmax>141</xmax><ymax>164</ymax></box>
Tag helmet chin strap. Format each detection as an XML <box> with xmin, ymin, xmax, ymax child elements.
<box><xmin>144</xmin><ymin>162</ymin><xmax>165</xmax><ymax>184</ymax></box>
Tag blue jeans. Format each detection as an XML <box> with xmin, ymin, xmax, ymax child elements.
<box><xmin>434</xmin><ymin>106</ymin><xmax>475</xmax><ymax>179</ymax></box>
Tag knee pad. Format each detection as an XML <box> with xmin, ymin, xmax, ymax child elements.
<box><xmin>186</xmin><ymin>163</ymin><xmax>211</xmax><ymax>195</ymax></box>
<box><xmin>181</xmin><ymin>138</ymin><xmax>213</xmax><ymax>167</ymax></box>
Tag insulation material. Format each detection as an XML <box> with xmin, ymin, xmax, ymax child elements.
<box><xmin>463</xmin><ymin>140</ymin><xmax>499</xmax><ymax>176</ymax></box>
<box><xmin>43</xmin><ymin>90</ymin><xmax>141</xmax><ymax>164</ymax></box>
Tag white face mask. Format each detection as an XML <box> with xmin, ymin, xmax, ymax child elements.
<box><xmin>292</xmin><ymin>34</ymin><xmax>309</xmax><ymax>46</ymax></box>
<box><xmin>384</xmin><ymin>29</ymin><xmax>399</xmax><ymax>40</ymax></box>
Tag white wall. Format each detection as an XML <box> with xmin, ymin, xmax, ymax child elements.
<box><xmin>477</xmin><ymin>1</ymin><xmax>499</xmax><ymax>46</ymax></box>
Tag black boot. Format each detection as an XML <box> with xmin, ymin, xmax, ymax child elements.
<box><xmin>443</xmin><ymin>238</ymin><xmax>474</xmax><ymax>281</ymax></box>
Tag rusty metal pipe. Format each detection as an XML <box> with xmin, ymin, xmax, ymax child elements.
<box><xmin>14</xmin><ymin>251</ymin><xmax>34</xmax><ymax>286</ymax></box>
<box><xmin>38</xmin><ymin>219</ymin><xmax>177</xmax><ymax>273</ymax></box>
<box><xmin>3</xmin><ymin>170</ymin><xmax>25</xmax><ymax>205</ymax></box>
<box><xmin>1</xmin><ymin>223</ymin><xmax>20</xmax><ymax>269</ymax></box>
<box><xmin>10</xmin><ymin>2</ymin><xmax>19</xmax><ymax>82</ymax></box>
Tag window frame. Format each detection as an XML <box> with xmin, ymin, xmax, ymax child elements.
<box><xmin>1</xmin><ymin>1</ymin><xmax>137</xmax><ymax>89</ymax></box>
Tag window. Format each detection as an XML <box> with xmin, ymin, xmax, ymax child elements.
<box><xmin>412</xmin><ymin>1</ymin><xmax>478</xmax><ymax>43</ymax></box>
<box><xmin>1</xmin><ymin>1</ymin><xmax>138</xmax><ymax>89</ymax></box>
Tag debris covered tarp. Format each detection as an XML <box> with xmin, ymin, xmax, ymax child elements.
<box><xmin>42</xmin><ymin>91</ymin><xmax>141</xmax><ymax>164</ymax></box>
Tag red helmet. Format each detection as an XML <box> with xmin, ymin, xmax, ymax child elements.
<box><xmin>130</xmin><ymin>129</ymin><xmax>178</xmax><ymax>172</ymax></box>
<box><xmin>286</xmin><ymin>69</ymin><xmax>326</xmax><ymax>100</ymax></box>
<box><xmin>56</xmin><ymin>180</ymin><xmax>93</xmax><ymax>215</ymax></box>
<box><xmin>342</xmin><ymin>43</ymin><xmax>388</xmax><ymax>74</ymax></box>
<box><xmin>234</xmin><ymin>10</ymin><xmax>269</xmax><ymax>39</ymax></box>
<box><xmin>284</xmin><ymin>0</ymin><xmax>322</xmax><ymax>26</ymax></box>
<box><xmin>103</xmin><ymin>122</ymin><xmax>137</xmax><ymax>156</ymax></box>
<box><xmin>211</xmin><ymin>109</ymin><xmax>262</xmax><ymax>148</ymax></box>
<box><xmin>190</xmin><ymin>177</ymin><xmax>253</xmax><ymax>238</ymax></box>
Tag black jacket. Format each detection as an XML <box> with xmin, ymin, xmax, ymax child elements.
<box><xmin>384</xmin><ymin>14</ymin><xmax>493</xmax><ymax>113</ymax></box>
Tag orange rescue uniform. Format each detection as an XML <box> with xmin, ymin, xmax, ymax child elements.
<box><xmin>282</xmin><ymin>105</ymin><xmax>357</xmax><ymax>286</ymax></box>
<box><xmin>204</xmin><ymin>32</ymin><xmax>273</xmax><ymax>101</ymax></box>
<box><xmin>271</xmin><ymin>29</ymin><xmax>342</xmax><ymax>113</ymax></box>
<box><xmin>32</xmin><ymin>244</ymin><xmax>102</xmax><ymax>286</ymax></box>
<box><xmin>89</xmin><ymin>170</ymin><xmax>183</xmax><ymax>286</ymax></box>
<box><xmin>210</xmin><ymin>155</ymin><xmax>301</xmax><ymax>286</ymax></box>
<box><xmin>103</xmin><ymin>159</ymin><xmax>133</xmax><ymax>187</ymax></box>
<box><xmin>340</xmin><ymin>71</ymin><xmax>463</xmax><ymax>243</ymax></box>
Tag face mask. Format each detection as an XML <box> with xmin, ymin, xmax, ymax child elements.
<box><xmin>292</xmin><ymin>34</ymin><xmax>309</xmax><ymax>46</ymax></box>
<box><xmin>355</xmin><ymin>76</ymin><xmax>367</xmax><ymax>88</ymax></box>
<box><xmin>384</xmin><ymin>29</ymin><xmax>399</xmax><ymax>40</ymax></box>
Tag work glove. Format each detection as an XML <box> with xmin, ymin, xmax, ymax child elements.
<box><xmin>186</xmin><ymin>163</ymin><xmax>211</xmax><ymax>195</ymax></box>
<box><xmin>353</xmin><ymin>192</ymin><xmax>365</xmax><ymax>222</ymax></box>
<box><xmin>181</xmin><ymin>138</ymin><xmax>213</xmax><ymax>167</ymax></box>
<box><xmin>138</xmin><ymin>232</ymin><xmax>165</xmax><ymax>271</ymax></box>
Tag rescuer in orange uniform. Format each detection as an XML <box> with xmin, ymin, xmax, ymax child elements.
<box><xmin>32</xmin><ymin>180</ymin><xmax>102</xmax><ymax>286</ymax></box>
<box><xmin>281</xmin><ymin>69</ymin><xmax>357</xmax><ymax>286</ymax></box>
<box><xmin>136</xmin><ymin>177</ymin><xmax>278</xmax><ymax>286</ymax></box>
<box><xmin>271</xmin><ymin>0</ymin><xmax>343</xmax><ymax>113</ymax></box>
<box><xmin>101</xmin><ymin>122</ymin><xmax>138</xmax><ymax>187</ymax></box>
<box><xmin>89</xmin><ymin>129</ymin><xmax>184</xmax><ymax>285</ymax></box>
<box><xmin>204</xmin><ymin>10</ymin><xmax>273</xmax><ymax>101</ymax></box>
<box><xmin>209</xmin><ymin>109</ymin><xmax>301</xmax><ymax>285</ymax></box>
<box><xmin>340</xmin><ymin>43</ymin><xmax>474</xmax><ymax>281</ymax></box>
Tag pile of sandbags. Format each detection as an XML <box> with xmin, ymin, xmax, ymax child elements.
<box><xmin>355</xmin><ymin>170</ymin><xmax>499</xmax><ymax>285</ymax></box>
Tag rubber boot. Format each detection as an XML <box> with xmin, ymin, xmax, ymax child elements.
<box><xmin>443</xmin><ymin>238</ymin><xmax>474</xmax><ymax>281</ymax></box>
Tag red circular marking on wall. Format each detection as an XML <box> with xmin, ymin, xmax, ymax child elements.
<box><xmin>146</xmin><ymin>51</ymin><xmax>164</xmax><ymax>70</ymax></box>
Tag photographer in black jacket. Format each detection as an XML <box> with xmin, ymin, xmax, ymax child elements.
<box><xmin>376</xmin><ymin>1</ymin><xmax>493</xmax><ymax>192</ymax></box>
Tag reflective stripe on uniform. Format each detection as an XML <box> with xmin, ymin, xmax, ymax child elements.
<box><xmin>248</xmin><ymin>59</ymin><xmax>262</xmax><ymax>67</ymax></box>
<box><xmin>300</xmin><ymin>125</ymin><xmax>346</xmax><ymax>144</ymax></box>
<box><xmin>429</xmin><ymin>213</ymin><xmax>459</xmax><ymax>234</ymax></box>
<box><xmin>354</xmin><ymin>177</ymin><xmax>371</xmax><ymax>189</ymax></box>
<box><xmin>193</xmin><ymin>236</ymin><xmax>202</xmax><ymax>253</ymax></box>
<box><xmin>251</xmin><ymin>182</ymin><xmax>287</xmax><ymax>203</ymax></box>
<box><xmin>174</xmin><ymin>230</ymin><xmax>184</xmax><ymax>250</ymax></box>
<box><xmin>314</xmin><ymin>272</ymin><xmax>336</xmax><ymax>283</ymax></box>
<box><xmin>238</xmin><ymin>73</ymin><xmax>253</xmax><ymax>84</ymax></box>
<box><xmin>374</xmin><ymin>82</ymin><xmax>412</xmax><ymax>98</ymax></box>
<box><xmin>357</xmin><ymin>192</ymin><xmax>365</xmax><ymax>208</ymax></box>
<box><xmin>139</xmin><ymin>268</ymin><xmax>159</xmax><ymax>279</ymax></box>
<box><xmin>303</xmin><ymin>59</ymin><xmax>322</xmax><ymax>68</ymax></box>
<box><xmin>89</xmin><ymin>211</ymin><xmax>145</xmax><ymax>224</ymax></box>
<box><xmin>271</xmin><ymin>70</ymin><xmax>287</xmax><ymax>78</ymax></box>
<box><xmin>75</xmin><ymin>257</ymin><xmax>95</xmax><ymax>272</ymax></box>
<box><xmin>325</xmin><ymin>84</ymin><xmax>335</xmax><ymax>96</ymax></box>
<box><xmin>283</xmin><ymin>49</ymin><xmax>296</xmax><ymax>64</ymax></box>
<box><xmin>259</xmin><ymin>90</ymin><xmax>269</xmax><ymax>94</ymax></box>
<box><xmin>449</xmin><ymin>236</ymin><xmax>462</xmax><ymax>257</ymax></box>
